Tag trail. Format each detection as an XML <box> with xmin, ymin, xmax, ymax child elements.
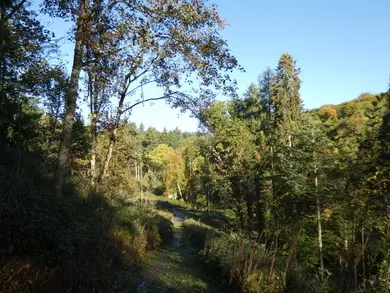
<box><xmin>136</xmin><ymin>207</ymin><xmax>222</xmax><ymax>293</ymax></box>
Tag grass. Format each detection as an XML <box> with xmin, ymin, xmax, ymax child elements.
<box><xmin>137</xmin><ymin>225</ymin><xmax>232</xmax><ymax>293</ymax></box>
<box><xmin>141</xmin><ymin>193</ymin><xmax>236</xmax><ymax>232</ymax></box>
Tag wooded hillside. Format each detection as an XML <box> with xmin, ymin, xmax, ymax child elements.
<box><xmin>1</xmin><ymin>0</ymin><xmax>389</xmax><ymax>292</ymax></box>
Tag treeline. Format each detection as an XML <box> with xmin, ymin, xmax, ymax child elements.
<box><xmin>175</xmin><ymin>55</ymin><xmax>390</xmax><ymax>292</ymax></box>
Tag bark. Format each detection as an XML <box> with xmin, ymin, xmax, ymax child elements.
<box><xmin>315</xmin><ymin>162</ymin><xmax>324</xmax><ymax>281</ymax></box>
<box><xmin>98</xmin><ymin>127</ymin><xmax>117</xmax><ymax>184</ymax></box>
<box><xmin>140</xmin><ymin>160</ymin><xmax>143</xmax><ymax>203</ymax></box>
<box><xmin>97</xmin><ymin>81</ymin><xmax>127</xmax><ymax>185</ymax></box>
<box><xmin>313</xmin><ymin>140</ymin><xmax>324</xmax><ymax>281</ymax></box>
<box><xmin>177</xmin><ymin>182</ymin><xmax>182</xmax><ymax>199</ymax></box>
<box><xmin>87</xmin><ymin>65</ymin><xmax>98</xmax><ymax>188</ymax></box>
<box><xmin>361</xmin><ymin>227</ymin><xmax>365</xmax><ymax>291</ymax></box>
<box><xmin>54</xmin><ymin>0</ymin><xmax>88</xmax><ymax>197</ymax></box>
<box><xmin>135</xmin><ymin>160</ymin><xmax>138</xmax><ymax>181</ymax></box>
<box><xmin>0</xmin><ymin>0</ymin><xmax>6</xmax><ymax>96</ymax></box>
<box><xmin>90</xmin><ymin>113</ymin><xmax>97</xmax><ymax>187</ymax></box>
<box><xmin>207</xmin><ymin>188</ymin><xmax>210</xmax><ymax>215</ymax></box>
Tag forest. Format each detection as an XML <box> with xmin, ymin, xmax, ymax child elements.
<box><xmin>0</xmin><ymin>0</ymin><xmax>389</xmax><ymax>292</ymax></box>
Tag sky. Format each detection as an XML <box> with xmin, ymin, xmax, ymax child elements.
<box><xmin>36</xmin><ymin>0</ymin><xmax>390</xmax><ymax>132</ymax></box>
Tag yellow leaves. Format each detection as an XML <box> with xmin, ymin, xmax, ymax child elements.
<box><xmin>318</xmin><ymin>105</ymin><xmax>338</xmax><ymax>122</ymax></box>
<box><xmin>323</xmin><ymin>208</ymin><xmax>333</xmax><ymax>220</ymax></box>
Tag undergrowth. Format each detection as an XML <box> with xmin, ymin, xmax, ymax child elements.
<box><xmin>0</xmin><ymin>146</ymin><xmax>173</xmax><ymax>292</ymax></box>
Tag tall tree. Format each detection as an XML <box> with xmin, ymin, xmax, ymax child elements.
<box><xmin>270</xmin><ymin>53</ymin><xmax>303</xmax><ymax>287</ymax></box>
<box><xmin>44</xmin><ymin>0</ymin><xmax>91</xmax><ymax>196</ymax></box>
<box><xmin>94</xmin><ymin>0</ymin><xmax>241</xmax><ymax>186</ymax></box>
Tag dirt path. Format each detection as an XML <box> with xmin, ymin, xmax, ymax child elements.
<box><xmin>136</xmin><ymin>208</ymin><xmax>223</xmax><ymax>293</ymax></box>
<box><xmin>136</xmin><ymin>209</ymin><xmax>185</xmax><ymax>293</ymax></box>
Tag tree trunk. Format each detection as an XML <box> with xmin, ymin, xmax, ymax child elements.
<box><xmin>98</xmin><ymin>127</ymin><xmax>117</xmax><ymax>184</ymax></box>
<box><xmin>135</xmin><ymin>160</ymin><xmax>138</xmax><ymax>181</ymax></box>
<box><xmin>90</xmin><ymin>113</ymin><xmax>97</xmax><ymax>187</ymax></box>
<box><xmin>315</xmin><ymin>162</ymin><xmax>324</xmax><ymax>281</ymax></box>
<box><xmin>97</xmin><ymin>80</ymin><xmax>128</xmax><ymax>185</ymax></box>
<box><xmin>54</xmin><ymin>0</ymin><xmax>88</xmax><ymax>197</ymax></box>
<box><xmin>361</xmin><ymin>227</ymin><xmax>365</xmax><ymax>291</ymax></box>
<box><xmin>313</xmin><ymin>132</ymin><xmax>324</xmax><ymax>281</ymax></box>
<box><xmin>177</xmin><ymin>182</ymin><xmax>182</xmax><ymax>199</ymax></box>
<box><xmin>0</xmin><ymin>0</ymin><xmax>6</xmax><ymax>96</ymax></box>
<box><xmin>140</xmin><ymin>160</ymin><xmax>143</xmax><ymax>203</ymax></box>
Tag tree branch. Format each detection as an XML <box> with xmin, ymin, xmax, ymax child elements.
<box><xmin>122</xmin><ymin>95</ymin><xmax>175</xmax><ymax>113</ymax></box>
<box><xmin>125</xmin><ymin>79</ymin><xmax>157</xmax><ymax>97</ymax></box>
<box><xmin>128</xmin><ymin>55</ymin><xmax>159</xmax><ymax>84</ymax></box>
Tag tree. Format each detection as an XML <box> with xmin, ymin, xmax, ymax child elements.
<box><xmin>88</xmin><ymin>0</ymin><xmax>241</xmax><ymax>186</ymax></box>
<box><xmin>0</xmin><ymin>0</ymin><xmax>51</xmax><ymax>146</ymax></box>
<box><xmin>201</xmin><ymin>101</ymin><xmax>257</xmax><ymax>229</ymax></box>
<box><xmin>43</xmin><ymin>0</ymin><xmax>91</xmax><ymax>196</ymax></box>
<box><xmin>270</xmin><ymin>53</ymin><xmax>303</xmax><ymax>287</ymax></box>
<box><xmin>271</xmin><ymin>53</ymin><xmax>302</xmax><ymax>155</ymax></box>
<box><xmin>163</xmin><ymin>149</ymin><xmax>186</xmax><ymax>198</ymax></box>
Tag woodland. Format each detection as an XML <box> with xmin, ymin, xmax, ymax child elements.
<box><xmin>0</xmin><ymin>0</ymin><xmax>389</xmax><ymax>292</ymax></box>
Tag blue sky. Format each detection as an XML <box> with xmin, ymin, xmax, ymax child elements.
<box><xmin>36</xmin><ymin>0</ymin><xmax>390</xmax><ymax>132</ymax></box>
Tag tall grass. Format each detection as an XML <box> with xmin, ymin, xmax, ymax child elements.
<box><xmin>183</xmin><ymin>217</ymin><xmax>279</xmax><ymax>292</ymax></box>
<box><xmin>204</xmin><ymin>234</ymin><xmax>273</xmax><ymax>293</ymax></box>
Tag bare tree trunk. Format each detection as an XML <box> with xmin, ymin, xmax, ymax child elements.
<box><xmin>54</xmin><ymin>0</ymin><xmax>88</xmax><ymax>197</ymax></box>
<box><xmin>135</xmin><ymin>160</ymin><xmax>138</xmax><ymax>181</ymax></box>
<box><xmin>90</xmin><ymin>113</ymin><xmax>97</xmax><ymax>187</ymax></box>
<box><xmin>97</xmin><ymin>81</ymin><xmax>128</xmax><ymax>185</ymax></box>
<box><xmin>177</xmin><ymin>182</ymin><xmax>182</xmax><ymax>199</ymax></box>
<box><xmin>315</xmin><ymin>161</ymin><xmax>324</xmax><ymax>281</ymax></box>
<box><xmin>312</xmin><ymin>132</ymin><xmax>325</xmax><ymax>282</ymax></box>
<box><xmin>0</xmin><ymin>0</ymin><xmax>6</xmax><ymax>97</ymax></box>
<box><xmin>207</xmin><ymin>188</ymin><xmax>210</xmax><ymax>215</ymax></box>
<box><xmin>361</xmin><ymin>227</ymin><xmax>365</xmax><ymax>292</ymax></box>
<box><xmin>288</xmin><ymin>134</ymin><xmax>293</xmax><ymax>168</ymax></box>
<box><xmin>98</xmin><ymin>127</ymin><xmax>117</xmax><ymax>184</ymax></box>
<box><xmin>140</xmin><ymin>160</ymin><xmax>143</xmax><ymax>203</ymax></box>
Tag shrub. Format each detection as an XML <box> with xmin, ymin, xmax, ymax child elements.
<box><xmin>204</xmin><ymin>234</ymin><xmax>275</xmax><ymax>293</ymax></box>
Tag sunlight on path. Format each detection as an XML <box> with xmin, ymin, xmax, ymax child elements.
<box><xmin>136</xmin><ymin>209</ymin><xmax>185</xmax><ymax>293</ymax></box>
<box><xmin>136</xmin><ymin>207</ymin><xmax>222</xmax><ymax>293</ymax></box>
